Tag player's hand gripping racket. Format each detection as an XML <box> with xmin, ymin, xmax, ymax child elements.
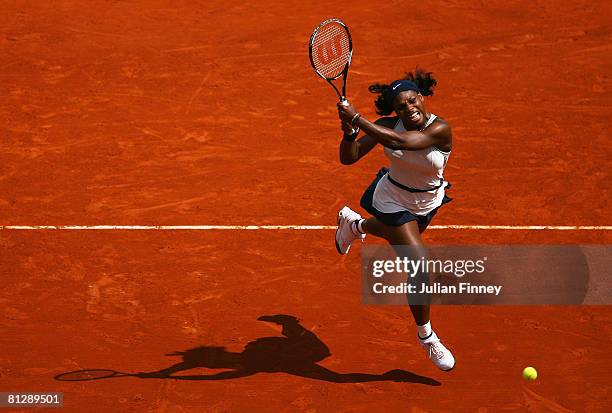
<box><xmin>309</xmin><ymin>18</ymin><xmax>353</xmax><ymax>103</ymax></box>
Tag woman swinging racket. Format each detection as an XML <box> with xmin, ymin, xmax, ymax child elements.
<box><xmin>335</xmin><ymin>68</ymin><xmax>455</xmax><ymax>371</ymax></box>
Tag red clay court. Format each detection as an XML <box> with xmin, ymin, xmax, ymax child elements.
<box><xmin>1</xmin><ymin>1</ymin><xmax>611</xmax><ymax>412</ymax></box>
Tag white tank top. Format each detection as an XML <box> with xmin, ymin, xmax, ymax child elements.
<box><xmin>372</xmin><ymin>114</ymin><xmax>451</xmax><ymax>216</ymax></box>
<box><xmin>384</xmin><ymin>115</ymin><xmax>450</xmax><ymax>189</ymax></box>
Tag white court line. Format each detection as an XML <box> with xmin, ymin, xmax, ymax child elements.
<box><xmin>0</xmin><ymin>225</ymin><xmax>611</xmax><ymax>231</ymax></box>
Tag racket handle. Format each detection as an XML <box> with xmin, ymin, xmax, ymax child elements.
<box><xmin>339</xmin><ymin>99</ymin><xmax>355</xmax><ymax>133</ymax></box>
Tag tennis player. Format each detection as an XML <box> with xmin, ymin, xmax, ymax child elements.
<box><xmin>334</xmin><ymin>68</ymin><xmax>455</xmax><ymax>371</ymax></box>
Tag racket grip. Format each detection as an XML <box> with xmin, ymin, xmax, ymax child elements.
<box><xmin>347</xmin><ymin>126</ymin><xmax>359</xmax><ymax>135</ymax></box>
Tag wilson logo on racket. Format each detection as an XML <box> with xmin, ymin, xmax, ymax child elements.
<box><xmin>309</xmin><ymin>18</ymin><xmax>353</xmax><ymax>101</ymax></box>
<box><xmin>317</xmin><ymin>35</ymin><xmax>343</xmax><ymax>65</ymax></box>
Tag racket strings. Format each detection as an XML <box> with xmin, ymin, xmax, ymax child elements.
<box><xmin>311</xmin><ymin>23</ymin><xmax>350</xmax><ymax>79</ymax></box>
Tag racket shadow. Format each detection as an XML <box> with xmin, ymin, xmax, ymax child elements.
<box><xmin>55</xmin><ymin>369</ymin><xmax>135</xmax><ymax>381</ymax></box>
<box><xmin>54</xmin><ymin>315</ymin><xmax>440</xmax><ymax>386</ymax></box>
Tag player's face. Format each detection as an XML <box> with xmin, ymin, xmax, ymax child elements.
<box><xmin>393</xmin><ymin>91</ymin><xmax>426</xmax><ymax>129</ymax></box>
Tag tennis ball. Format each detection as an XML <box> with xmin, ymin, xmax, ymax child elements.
<box><xmin>522</xmin><ymin>366</ymin><xmax>537</xmax><ymax>381</ymax></box>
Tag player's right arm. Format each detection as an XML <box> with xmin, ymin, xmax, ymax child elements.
<box><xmin>339</xmin><ymin>117</ymin><xmax>395</xmax><ymax>165</ymax></box>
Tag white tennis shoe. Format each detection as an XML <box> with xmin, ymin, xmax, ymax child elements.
<box><xmin>335</xmin><ymin>206</ymin><xmax>365</xmax><ymax>255</ymax></box>
<box><xmin>419</xmin><ymin>331</ymin><xmax>455</xmax><ymax>371</ymax></box>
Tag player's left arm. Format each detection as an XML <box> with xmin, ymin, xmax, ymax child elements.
<box><xmin>337</xmin><ymin>101</ymin><xmax>451</xmax><ymax>151</ymax></box>
<box><xmin>357</xmin><ymin>118</ymin><xmax>451</xmax><ymax>151</ymax></box>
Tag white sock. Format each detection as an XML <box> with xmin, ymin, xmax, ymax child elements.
<box><xmin>417</xmin><ymin>321</ymin><xmax>432</xmax><ymax>339</ymax></box>
<box><xmin>356</xmin><ymin>219</ymin><xmax>366</xmax><ymax>234</ymax></box>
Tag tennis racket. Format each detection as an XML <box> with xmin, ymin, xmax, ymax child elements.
<box><xmin>309</xmin><ymin>18</ymin><xmax>353</xmax><ymax>102</ymax></box>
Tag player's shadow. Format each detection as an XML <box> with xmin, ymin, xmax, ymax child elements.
<box><xmin>135</xmin><ymin>314</ymin><xmax>439</xmax><ymax>385</ymax></box>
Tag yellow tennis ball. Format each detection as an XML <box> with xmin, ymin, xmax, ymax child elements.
<box><xmin>522</xmin><ymin>366</ymin><xmax>538</xmax><ymax>381</ymax></box>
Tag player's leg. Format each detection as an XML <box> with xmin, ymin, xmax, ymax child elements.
<box><xmin>380</xmin><ymin>220</ymin><xmax>430</xmax><ymax>325</ymax></box>
<box><xmin>361</xmin><ymin>216</ymin><xmax>398</xmax><ymax>239</ymax></box>
<box><xmin>335</xmin><ymin>168</ymin><xmax>389</xmax><ymax>254</ymax></box>
<box><xmin>334</xmin><ymin>209</ymin><xmax>454</xmax><ymax>370</ymax></box>
<box><xmin>335</xmin><ymin>208</ymin><xmax>398</xmax><ymax>254</ymax></box>
<box><xmin>373</xmin><ymin>219</ymin><xmax>456</xmax><ymax>371</ymax></box>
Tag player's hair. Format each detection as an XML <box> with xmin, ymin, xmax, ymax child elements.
<box><xmin>368</xmin><ymin>67</ymin><xmax>437</xmax><ymax>115</ymax></box>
